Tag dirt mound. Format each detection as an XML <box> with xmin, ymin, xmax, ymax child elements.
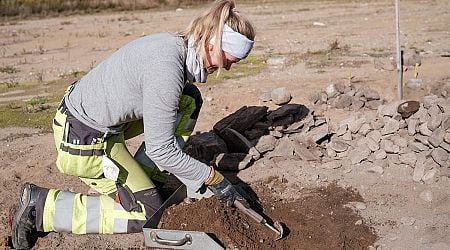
<box><xmin>158</xmin><ymin>181</ymin><xmax>376</xmax><ymax>249</ymax></box>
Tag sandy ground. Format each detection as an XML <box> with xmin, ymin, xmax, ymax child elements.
<box><xmin>1</xmin><ymin>0</ymin><xmax>450</xmax><ymax>249</ymax></box>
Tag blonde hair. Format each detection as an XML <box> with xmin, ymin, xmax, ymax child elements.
<box><xmin>181</xmin><ymin>0</ymin><xmax>255</xmax><ymax>68</ymax></box>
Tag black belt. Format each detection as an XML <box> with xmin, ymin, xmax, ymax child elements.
<box><xmin>60</xmin><ymin>143</ymin><xmax>104</xmax><ymax>156</ymax></box>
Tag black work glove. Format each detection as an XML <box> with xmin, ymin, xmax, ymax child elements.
<box><xmin>208</xmin><ymin>177</ymin><xmax>250</xmax><ymax>208</ymax></box>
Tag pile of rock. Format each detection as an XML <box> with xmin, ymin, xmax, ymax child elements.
<box><xmin>186</xmin><ymin>86</ymin><xmax>449</xmax><ymax>183</ymax></box>
<box><xmin>309</xmin><ymin>82</ymin><xmax>383</xmax><ymax>111</ymax></box>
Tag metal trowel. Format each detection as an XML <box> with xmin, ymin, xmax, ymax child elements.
<box><xmin>234</xmin><ymin>200</ymin><xmax>285</xmax><ymax>241</ymax></box>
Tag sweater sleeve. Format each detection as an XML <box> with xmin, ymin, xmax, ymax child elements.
<box><xmin>141</xmin><ymin>58</ymin><xmax>210</xmax><ymax>191</ymax></box>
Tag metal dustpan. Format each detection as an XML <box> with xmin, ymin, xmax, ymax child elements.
<box><xmin>142</xmin><ymin>184</ymin><xmax>224</xmax><ymax>249</ymax></box>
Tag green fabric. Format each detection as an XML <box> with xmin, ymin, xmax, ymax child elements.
<box><xmin>175</xmin><ymin>95</ymin><xmax>196</xmax><ymax>140</ymax></box>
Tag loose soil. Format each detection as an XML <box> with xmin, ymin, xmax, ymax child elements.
<box><xmin>159</xmin><ymin>182</ymin><xmax>376</xmax><ymax>249</ymax></box>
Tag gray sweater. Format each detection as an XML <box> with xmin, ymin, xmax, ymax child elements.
<box><xmin>65</xmin><ymin>33</ymin><xmax>210</xmax><ymax>190</ymax></box>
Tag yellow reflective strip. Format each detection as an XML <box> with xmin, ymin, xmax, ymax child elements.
<box><xmin>99</xmin><ymin>195</ymin><xmax>115</xmax><ymax>234</ymax></box>
<box><xmin>71</xmin><ymin>194</ymin><xmax>87</xmax><ymax>234</ymax></box>
<box><xmin>42</xmin><ymin>189</ymin><xmax>59</xmax><ymax>232</ymax></box>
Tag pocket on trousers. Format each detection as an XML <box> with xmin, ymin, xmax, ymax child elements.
<box><xmin>56</xmin><ymin>142</ymin><xmax>105</xmax><ymax>178</ymax></box>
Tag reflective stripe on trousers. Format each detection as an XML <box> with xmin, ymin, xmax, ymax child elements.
<box><xmin>43</xmin><ymin>189</ymin><xmax>145</xmax><ymax>234</ymax></box>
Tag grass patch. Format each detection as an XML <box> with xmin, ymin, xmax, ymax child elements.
<box><xmin>0</xmin><ymin>65</ymin><xmax>19</xmax><ymax>74</ymax></box>
<box><xmin>205</xmin><ymin>54</ymin><xmax>267</xmax><ymax>85</ymax></box>
<box><xmin>0</xmin><ymin>101</ymin><xmax>56</xmax><ymax>130</ymax></box>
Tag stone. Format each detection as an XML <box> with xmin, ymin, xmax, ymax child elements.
<box><xmin>335</xmin><ymin>82</ymin><xmax>346</xmax><ymax>93</ymax></box>
<box><xmin>441</xmin><ymin>141</ymin><xmax>450</xmax><ymax>152</ymax></box>
<box><xmin>407</xmin><ymin>118</ymin><xmax>418</xmax><ymax>136</ymax></box>
<box><xmin>428</xmin><ymin>128</ymin><xmax>445</xmax><ymax>147</ymax></box>
<box><xmin>442</xmin><ymin>115</ymin><xmax>450</xmax><ymax>130</ymax></box>
<box><xmin>363</xmin><ymin>88</ymin><xmax>380</xmax><ymax>100</ymax></box>
<box><xmin>270</xmin><ymin>130</ymin><xmax>283</xmax><ymax>138</ymax></box>
<box><xmin>419</xmin><ymin>123</ymin><xmax>432</xmax><ymax>136</ymax></box>
<box><xmin>391</xmin><ymin>136</ymin><xmax>408</xmax><ymax>148</ymax></box>
<box><xmin>359</xmin><ymin>137</ymin><xmax>380</xmax><ymax>152</ymax></box>
<box><xmin>378</xmin><ymin>100</ymin><xmax>403</xmax><ymax>117</ymax></box>
<box><xmin>414</xmin><ymin>134</ymin><xmax>430</xmax><ymax>147</ymax></box>
<box><xmin>318</xmin><ymin>92</ymin><xmax>328</xmax><ymax>104</ymax></box>
<box><xmin>267</xmin><ymin>104</ymin><xmax>309</xmax><ymax>122</ymax></box>
<box><xmin>381</xmin><ymin>117</ymin><xmax>400</xmax><ymax>135</ymax></box>
<box><xmin>397</xmin><ymin>101</ymin><xmax>420</xmax><ymax>119</ymax></box>
<box><xmin>422</xmin><ymin>169</ymin><xmax>439</xmax><ymax>184</ymax></box>
<box><xmin>349</xmin><ymin>118</ymin><xmax>366</xmax><ymax>134</ymax></box>
<box><xmin>308</xmin><ymin>123</ymin><xmax>329</xmax><ymax>142</ymax></box>
<box><xmin>325</xmin><ymin>84</ymin><xmax>339</xmax><ymax>98</ymax></box>
<box><xmin>367</xmin><ymin>130</ymin><xmax>382</xmax><ymax>143</ymax></box>
<box><xmin>403</xmin><ymin>49</ymin><xmax>421</xmax><ymax>67</ymax></box>
<box><xmin>374</xmin><ymin>149</ymin><xmax>387</xmax><ymax>160</ymax></box>
<box><xmin>213</xmin><ymin>106</ymin><xmax>268</xmax><ymax>135</ymax></box>
<box><xmin>368</xmin><ymin>164</ymin><xmax>384</xmax><ymax>175</ymax></box>
<box><xmin>428</xmin><ymin>105</ymin><xmax>442</xmax><ymax>117</ymax></box>
<box><xmin>413</xmin><ymin>163</ymin><xmax>425</xmax><ymax>182</ymax></box>
<box><xmin>259</xmin><ymin>91</ymin><xmax>272</xmax><ymax>102</ymax></box>
<box><xmin>336</xmin><ymin>123</ymin><xmax>348</xmax><ymax>136</ymax></box>
<box><xmin>351</xmin><ymin>99</ymin><xmax>365</xmax><ymax>111</ymax></box>
<box><xmin>445</xmin><ymin>132</ymin><xmax>450</xmax><ymax>144</ymax></box>
<box><xmin>399</xmin><ymin>152</ymin><xmax>417</xmax><ymax>166</ymax></box>
<box><xmin>334</xmin><ymin>95</ymin><xmax>353</xmax><ymax>109</ymax></box>
<box><xmin>255</xmin><ymin>135</ymin><xmax>277</xmax><ymax>153</ymax></box>
<box><xmin>326</xmin><ymin>146</ymin><xmax>337</xmax><ymax>157</ymax></box>
<box><xmin>365</xmin><ymin>100</ymin><xmax>382</xmax><ymax>110</ymax></box>
<box><xmin>266</xmin><ymin>56</ymin><xmax>287</xmax><ymax>65</ymax></box>
<box><xmin>329</xmin><ymin>139</ymin><xmax>349</xmax><ymax>152</ymax></box>
<box><xmin>380</xmin><ymin>139</ymin><xmax>400</xmax><ymax>153</ymax></box>
<box><xmin>419</xmin><ymin>190</ymin><xmax>433</xmax><ymax>202</ymax></box>
<box><xmin>370</xmin><ymin>118</ymin><xmax>384</xmax><ymax>130</ymax></box>
<box><xmin>349</xmin><ymin>144</ymin><xmax>371</xmax><ymax>164</ymax></box>
<box><xmin>248</xmin><ymin>147</ymin><xmax>261</xmax><ymax>161</ymax></box>
<box><xmin>220</xmin><ymin>128</ymin><xmax>254</xmax><ymax>153</ymax></box>
<box><xmin>271</xmin><ymin>87</ymin><xmax>292</xmax><ymax>105</ymax></box>
<box><xmin>184</xmin><ymin>132</ymin><xmax>228</xmax><ymax>163</ymax></box>
<box><xmin>406</xmin><ymin>78</ymin><xmax>423</xmax><ymax>88</ymax></box>
<box><xmin>245</xmin><ymin>128</ymin><xmax>268</xmax><ymax>140</ymax></box>
<box><xmin>342</xmin><ymin>131</ymin><xmax>352</xmax><ymax>141</ymax></box>
<box><xmin>422</xmin><ymin>95</ymin><xmax>438</xmax><ymax>109</ymax></box>
<box><xmin>411</xmin><ymin>106</ymin><xmax>428</xmax><ymax>121</ymax></box>
<box><xmin>400</xmin><ymin>217</ymin><xmax>416</xmax><ymax>226</ymax></box>
<box><xmin>358</xmin><ymin>123</ymin><xmax>372</xmax><ymax>136</ymax></box>
<box><xmin>431</xmin><ymin>147</ymin><xmax>449</xmax><ymax>166</ymax></box>
<box><xmin>314</xmin><ymin>117</ymin><xmax>327</xmax><ymax>127</ymax></box>
<box><xmin>215</xmin><ymin>153</ymin><xmax>253</xmax><ymax>171</ymax></box>
<box><xmin>427</xmin><ymin>113</ymin><xmax>442</xmax><ymax>131</ymax></box>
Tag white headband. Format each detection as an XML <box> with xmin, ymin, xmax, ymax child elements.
<box><xmin>210</xmin><ymin>24</ymin><xmax>254</xmax><ymax>59</ymax></box>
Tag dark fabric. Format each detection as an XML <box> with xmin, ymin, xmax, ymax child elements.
<box><xmin>59</xmin><ymin>143</ymin><xmax>104</xmax><ymax>156</ymax></box>
<box><xmin>127</xmin><ymin>188</ymin><xmax>163</xmax><ymax>232</ymax></box>
<box><xmin>116</xmin><ymin>184</ymin><xmax>142</xmax><ymax>213</ymax></box>
<box><xmin>182</xmin><ymin>83</ymin><xmax>203</xmax><ymax>120</ymax></box>
<box><xmin>35</xmin><ymin>188</ymin><xmax>49</xmax><ymax>232</ymax></box>
<box><xmin>66</xmin><ymin>113</ymin><xmax>104</xmax><ymax>145</ymax></box>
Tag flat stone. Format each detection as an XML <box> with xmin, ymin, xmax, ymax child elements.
<box><xmin>326</xmin><ymin>146</ymin><xmax>337</xmax><ymax>157</ymax></box>
<box><xmin>245</xmin><ymin>128</ymin><xmax>268</xmax><ymax>140</ymax></box>
<box><xmin>380</xmin><ymin>139</ymin><xmax>400</xmax><ymax>154</ymax></box>
<box><xmin>342</xmin><ymin>131</ymin><xmax>352</xmax><ymax>141</ymax></box>
<box><xmin>399</xmin><ymin>152</ymin><xmax>417</xmax><ymax>166</ymax></box>
<box><xmin>374</xmin><ymin>149</ymin><xmax>387</xmax><ymax>160</ymax></box>
<box><xmin>269</xmin><ymin>130</ymin><xmax>283</xmax><ymax>138</ymax></box>
<box><xmin>335</xmin><ymin>82</ymin><xmax>346</xmax><ymax>93</ymax></box>
<box><xmin>336</xmin><ymin>123</ymin><xmax>348</xmax><ymax>136</ymax></box>
<box><xmin>363</xmin><ymin>88</ymin><xmax>380</xmax><ymax>100</ymax></box>
<box><xmin>422</xmin><ymin>169</ymin><xmax>439</xmax><ymax>184</ymax></box>
<box><xmin>213</xmin><ymin>106</ymin><xmax>268</xmax><ymax>135</ymax></box>
<box><xmin>359</xmin><ymin>137</ymin><xmax>380</xmax><ymax>152</ymax></box>
<box><xmin>271</xmin><ymin>87</ymin><xmax>292</xmax><ymax>105</ymax></box>
<box><xmin>255</xmin><ymin>135</ymin><xmax>277</xmax><ymax>153</ymax></box>
<box><xmin>185</xmin><ymin>132</ymin><xmax>228</xmax><ymax>163</ymax></box>
<box><xmin>408</xmin><ymin>141</ymin><xmax>428</xmax><ymax>152</ymax></box>
<box><xmin>358</xmin><ymin>123</ymin><xmax>372</xmax><ymax>136</ymax></box>
<box><xmin>427</xmin><ymin>113</ymin><xmax>442</xmax><ymax>131</ymax></box>
<box><xmin>415</xmin><ymin>134</ymin><xmax>430</xmax><ymax>146</ymax></box>
<box><xmin>370</xmin><ymin>118</ymin><xmax>384</xmax><ymax>130</ymax></box>
<box><xmin>351</xmin><ymin>98</ymin><xmax>365</xmax><ymax>111</ymax></box>
<box><xmin>403</xmin><ymin>49</ymin><xmax>421</xmax><ymax>66</ymax></box>
<box><xmin>381</xmin><ymin>117</ymin><xmax>400</xmax><ymax>135</ymax></box>
<box><xmin>215</xmin><ymin>153</ymin><xmax>253</xmax><ymax>171</ymax></box>
<box><xmin>445</xmin><ymin>132</ymin><xmax>450</xmax><ymax>144</ymax></box>
<box><xmin>334</xmin><ymin>94</ymin><xmax>353</xmax><ymax>109</ymax></box>
<box><xmin>269</xmin><ymin>137</ymin><xmax>295</xmax><ymax>157</ymax></box>
<box><xmin>442</xmin><ymin>115</ymin><xmax>450</xmax><ymax>130</ymax></box>
<box><xmin>266</xmin><ymin>56</ymin><xmax>287</xmax><ymax>65</ymax></box>
<box><xmin>419</xmin><ymin>123</ymin><xmax>432</xmax><ymax>136</ymax></box>
<box><xmin>329</xmin><ymin>139</ymin><xmax>349</xmax><ymax>152</ymax></box>
<box><xmin>267</xmin><ymin>104</ymin><xmax>309</xmax><ymax>122</ymax></box>
<box><xmin>349</xmin><ymin>118</ymin><xmax>366</xmax><ymax>134</ymax></box>
<box><xmin>308</xmin><ymin>123</ymin><xmax>329</xmax><ymax>142</ymax></box>
<box><xmin>406</xmin><ymin>78</ymin><xmax>423</xmax><ymax>88</ymax></box>
<box><xmin>431</xmin><ymin>147</ymin><xmax>449</xmax><ymax>166</ymax></box>
<box><xmin>366</xmin><ymin>100</ymin><xmax>383</xmax><ymax>110</ymax></box>
<box><xmin>428</xmin><ymin>128</ymin><xmax>445</xmax><ymax>147</ymax></box>
<box><xmin>220</xmin><ymin>128</ymin><xmax>255</xmax><ymax>153</ymax></box>
<box><xmin>314</xmin><ymin>117</ymin><xmax>327</xmax><ymax>127</ymax></box>
<box><xmin>378</xmin><ymin>100</ymin><xmax>403</xmax><ymax>117</ymax></box>
<box><xmin>428</xmin><ymin>105</ymin><xmax>442</xmax><ymax>117</ymax></box>
<box><xmin>367</xmin><ymin>164</ymin><xmax>384</xmax><ymax>175</ymax></box>
<box><xmin>441</xmin><ymin>141</ymin><xmax>450</xmax><ymax>152</ymax></box>
<box><xmin>422</xmin><ymin>95</ymin><xmax>438</xmax><ymax>109</ymax></box>
<box><xmin>348</xmin><ymin>201</ymin><xmax>367</xmax><ymax>210</ymax></box>
<box><xmin>419</xmin><ymin>190</ymin><xmax>433</xmax><ymax>202</ymax></box>
<box><xmin>411</xmin><ymin>106</ymin><xmax>430</xmax><ymax>123</ymax></box>
<box><xmin>407</xmin><ymin>118</ymin><xmax>418</xmax><ymax>136</ymax></box>
<box><xmin>413</xmin><ymin>163</ymin><xmax>425</xmax><ymax>182</ymax></box>
<box><xmin>367</xmin><ymin>130</ymin><xmax>382</xmax><ymax>143</ymax></box>
<box><xmin>325</xmin><ymin>84</ymin><xmax>339</xmax><ymax>98</ymax></box>
<box><xmin>391</xmin><ymin>136</ymin><xmax>408</xmax><ymax>148</ymax></box>
<box><xmin>349</xmin><ymin>144</ymin><xmax>371</xmax><ymax>164</ymax></box>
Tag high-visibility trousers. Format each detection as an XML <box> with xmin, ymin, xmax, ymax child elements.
<box><xmin>36</xmin><ymin>83</ymin><xmax>203</xmax><ymax>234</ymax></box>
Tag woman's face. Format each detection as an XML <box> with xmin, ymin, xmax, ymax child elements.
<box><xmin>204</xmin><ymin>45</ymin><xmax>240</xmax><ymax>74</ymax></box>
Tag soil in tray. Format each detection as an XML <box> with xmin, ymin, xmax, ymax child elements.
<box><xmin>158</xmin><ymin>181</ymin><xmax>377</xmax><ymax>249</ymax></box>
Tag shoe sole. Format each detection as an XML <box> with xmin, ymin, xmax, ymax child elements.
<box><xmin>11</xmin><ymin>183</ymin><xmax>32</xmax><ymax>249</ymax></box>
